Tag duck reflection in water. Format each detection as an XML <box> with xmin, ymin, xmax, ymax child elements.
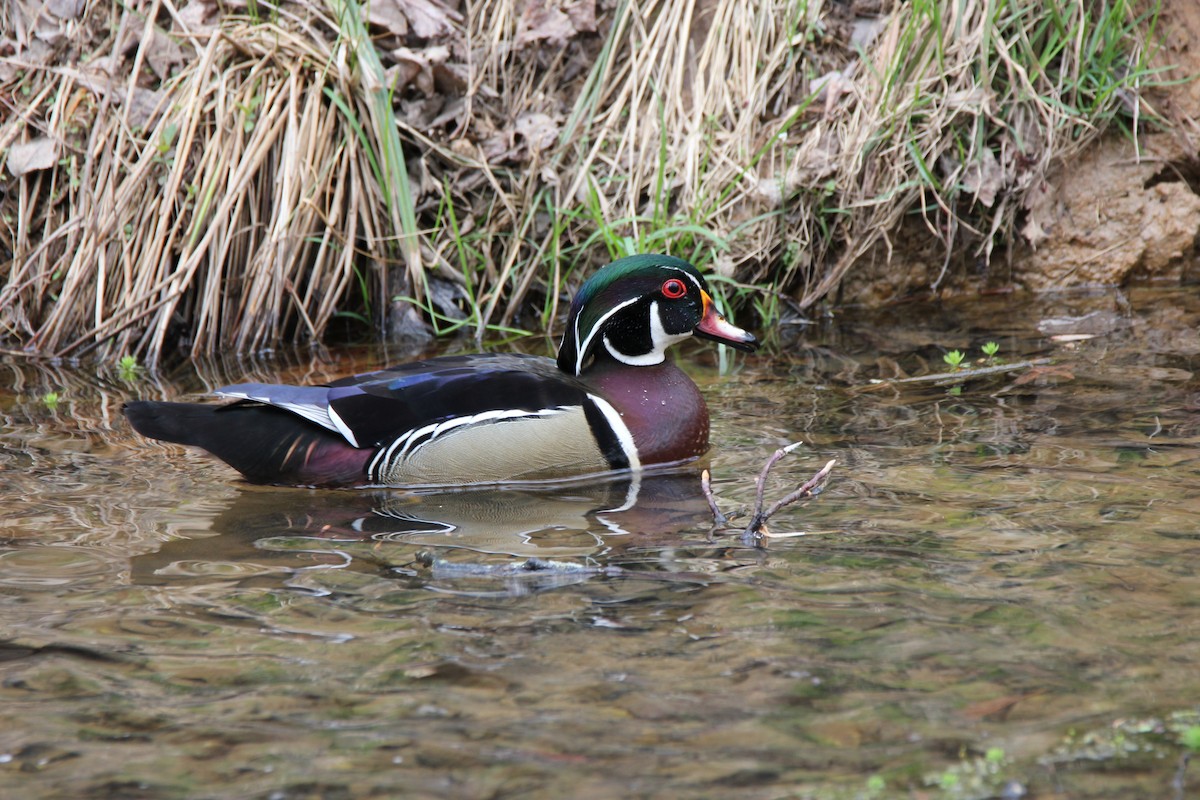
<box><xmin>130</xmin><ymin>469</ymin><xmax>716</xmax><ymax>590</ymax></box>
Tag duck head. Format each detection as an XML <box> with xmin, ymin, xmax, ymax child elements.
<box><xmin>557</xmin><ymin>254</ymin><xmax>759</xmax><ymax>376</ymax></box>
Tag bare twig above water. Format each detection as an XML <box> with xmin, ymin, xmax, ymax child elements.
<box><xmin>700</xmin><ymin>469</ymin><xmax>729</xmax><ymax>527</ymax></box>
<box><xmin>703</xmin><ymin>443</ymin><xmax>836</xmax><ymax>548</ymax></box>
<box><xmin>752</xmin><ymin>457</ymin><xmax>837</xmax><ymax>537</ymax></box>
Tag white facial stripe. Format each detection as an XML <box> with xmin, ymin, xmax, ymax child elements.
<box><xmin>574</xmin><ymin>294</ymin><xmax>642</xmax><ymax>376</ymax></box>
<box><xmin>603</xmin><ymin>335</ymin><xmax>663</xmax><ymax>366</ymax></box>
<box><xmin>602</xmin><ymin>299</ymin><xmax>691</xmax><ymax>366</ymax></box>
<box><xmin>587</xmin><ymin>394</ymin><xmax>641</xmax><ymax>472</ymax></box>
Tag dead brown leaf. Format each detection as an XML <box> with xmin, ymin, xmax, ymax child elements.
<box><xmin>755</xmin><ymin>127</ymin><xmax>839</xmax><ymax>205</ymax></box>
<box><xmin>143</xmin><ymin>27</ymin><xmax>186</xmax><ymax>80</ymax></box>
<box><xmin>1009</xmin><ymin>363</ymin><xmax>1075</xmax><ymax>387</ymax></box>
<box><xmin>120</xmin><ymin>23</ymin><xmax>186</xmax><ymax>79</ymax></box>
<box><xmin>480</xmin><ymin>130</ymin><xmax>512</xmax><ymax>161</ymax></box>
<box><xmin>124</xmin><ymin>87</ymin><xmax>167</xmax><ymax>129</ymax></box>
<box><xmin>58</xmin><ymin>66</ymin><xmax>166</xmax><ymax>129</ymax></box>
<box><xmin>479</xmin><ymin>111</ymin><xmax>561</xmax><ymax>162</ymax></box>
<box><xmin>515</xmin><ymin>112</ymin><xmax>559</xmax><ymax>156</ymax></box>
<box><xmin>516</xmin><ymin>0</ymin><xmax>580</xmax><ymax>46</ymax></box>
<box><xmin>961</xmin><ymin>145</ymin><xmax>1004</xmax><ymax>207</ymax></box>
<box><xmin>1021</xmin><ymin>178</ymin><xmax>1056</xmax><ymax>247</ymax></box>
<box><xmin>83</xmin><ymin>54</ymin><xmax>120</xmax><ymax>76</ymax></box>
<box><xmin>962</xmin><ymin>691</ymin><xmax>1040</xmax><ymax>721</ymax></box>
<box><xmin>46</xmin><ymin>0</ymin><xmax>85</xmax><ymax>20</ymax></box>
<box><xmin>174</xmin><ymin>0</ymin><xmax>219</xmax><ymax>33</ymax></box>
<box><xmin>401</xmin><ymin>94</ymin><xmax>468</xmax><ymax>131</ymax></box>
<box><xmin>366</xmin><ymin>0</ymin><xmax>408</xmax><ymax>38</ymax></box>
<box><xmin>565</xmin><ymin>0</ymin><xmax>597</xmax><ymax>34</ymax></box>
<box><xmin>389</xmin><ymin>45</ymin><xmax>449</xmax><ymax>96</ymax></box>
<box><xmin>432</xmin><ymin>62</ymin><xmax>468</xmax><ymax>95</ymax></box>
<box><xmin>370</xmin><ymin>0</ymin><xmax>461</xmax><ymax>40</ymax></box>
<box><xmin>7</xmin><ymin>137</ymin><xmax>58</xmax><ymax>178</ymax></box>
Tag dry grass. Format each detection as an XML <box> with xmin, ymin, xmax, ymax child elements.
<box><xmin>1</xmin><ymin>3</ymin><xmax>402</xmax><ymax>360</ymax></box>
<box><xmin>0</xmin><ymin>0</ymin><xmax>1160</xmax><ymax>363</ymax></box>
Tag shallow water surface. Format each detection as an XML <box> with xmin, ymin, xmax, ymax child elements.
<box><xmin>2</xmin><ymin>287</ymin><xmax>1199</xmax><ymax>799</ymax></box>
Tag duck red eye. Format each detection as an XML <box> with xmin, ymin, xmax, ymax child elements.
<box><xmin>661</xmin><ymin>278</ymin><xmax>687</xmax><ymax>299</ymax></box>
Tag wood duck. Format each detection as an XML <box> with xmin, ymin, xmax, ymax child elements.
<box><xmin>124</xmin><ymin>254</ymin><xmax>758</xmax><ymax>487</ymax></box>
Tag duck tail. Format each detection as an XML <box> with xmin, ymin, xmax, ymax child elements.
<box><xmin>123</xmin><ymin>400</ymin><xmax>215</xmax><ymax>446</ymax></box>
<box><xmin>123</xmin><ymin>400</ymin><xmax>370</xmax><ymax>487</ymax></box>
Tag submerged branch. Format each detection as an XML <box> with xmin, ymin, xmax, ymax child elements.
<box><xmin>868</xmin><ymin>358</ymin><xmax>1053</xmax><ymax>388</ymax></box>
<box><xmin>414</xmin><ymin>552</ymin><xmax>622</xmax><ymax>578</ymax></box>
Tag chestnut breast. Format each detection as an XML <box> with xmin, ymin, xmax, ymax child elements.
<box><xmin>583</xmin><ymin>360</ymin><xmax>711</xmax><ymax>465</ymax></box>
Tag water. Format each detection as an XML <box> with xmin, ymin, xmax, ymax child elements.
<box><xmin>2</xmin><ymin>286</ymin><xmax>1198</xmax><ymax>799</ymax></box>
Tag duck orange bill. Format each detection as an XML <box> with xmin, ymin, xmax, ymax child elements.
<box><xmin>694</xmin><ymin>291</ymin><xmax>758</xmax><ymax>351</ymax></box>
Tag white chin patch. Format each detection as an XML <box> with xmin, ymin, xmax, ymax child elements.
<box><xmin>603</xmin><ymin>300</ymin><xmax>690</xmax><ymax>366</ymax></box>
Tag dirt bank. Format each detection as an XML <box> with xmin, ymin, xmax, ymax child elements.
<box><xmin>1013</xmin><ymin>1</ymin><xmax>1200</xmax><ymax>291</ymax></box>
<box><xmin>841</xmin><ymin>2</ymin><xmax>1200</xmax><ymax>305</ymax></box>
<box><xmin>0</xmin><ymin>1</ymin><xmax>1193</xmax><ymax>360</ymax></box>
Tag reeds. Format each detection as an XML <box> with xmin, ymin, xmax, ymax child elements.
<box><xmin>1</xmin><ymin>5</ymin><xmax>392</xmax><ymax>360</ymax></box>
<box><xmin>0</xmin><ymin>0</ymin><xmax>1161</xmax><ymax>362</ymax></box>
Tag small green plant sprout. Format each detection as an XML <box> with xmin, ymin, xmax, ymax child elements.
<box><xmin>155</xmin><ymin>122</ymin><xmax>179</xmax><ymax>159</ymax></box>
<box><xmin>117</xmin><ymin>355</ymin><xmax>142</xmax><ymax>382</ymax></box>
<box><xmin>980</xmin><ymin>341</ymin><xmax>1003</xmax><ymax>365</ymax></box>
<box><xmin>238</xmin><ymin>94</ymin><xmax>264</xmax><ymax>134</ymax></box>
<box><xmin>42</xmin><ymin>391</ymin><xmax>61</xmax><ymax>411</ymax></box>
<box><xmin>984</xmin><ymin>746</ymin><xmax>1006</xmax><ymax>764</ymax></box>
<box><xmin>1182</xmin><ymin>725</ymin><xmax>1200</xmax><ymax>751</ymax></box>
<box><xmin>943</xmin><ymin>349</ymin><xmax>966</xmax><ymax>370</ymax></box>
